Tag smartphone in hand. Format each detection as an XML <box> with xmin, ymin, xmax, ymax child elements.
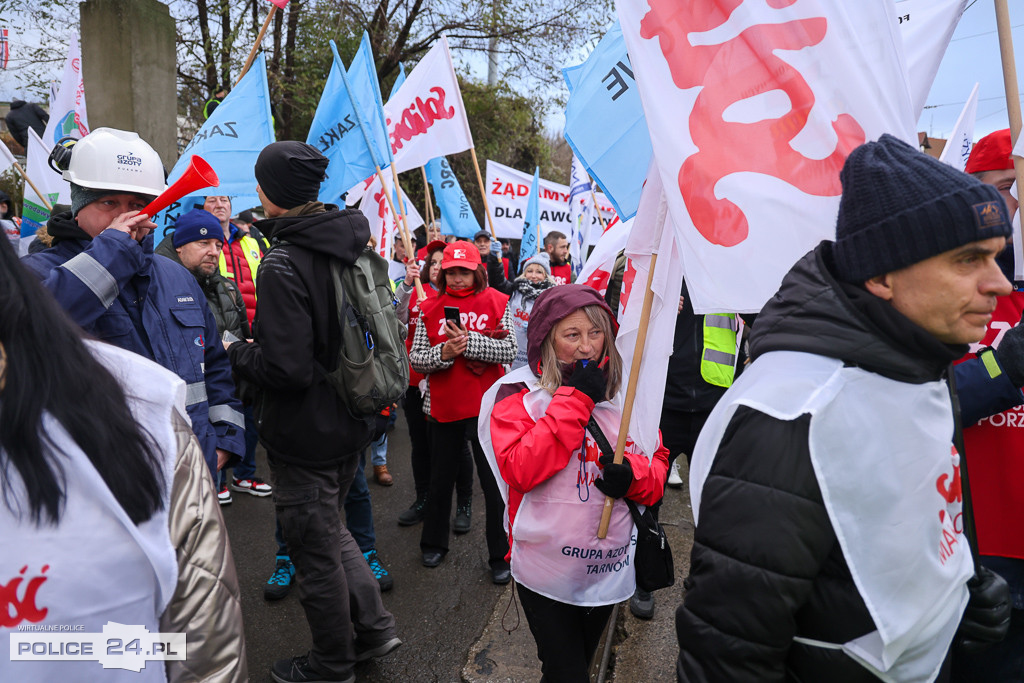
<box><xmin>444</xmin><ymin>306</ymin><xmax>462</xmax><ymax>329</ymax></box>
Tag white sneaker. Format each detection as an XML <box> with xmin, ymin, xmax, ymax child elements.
<box><xmin>667</xmin><ymin>460</ymin><xmax>683</xmax><ymax>489</ymax></box>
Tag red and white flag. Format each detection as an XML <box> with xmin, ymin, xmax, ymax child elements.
<box><xmin>578</xmin><ymin>215</ymin><xmax>630</xmax><ymax>300</ymax></box>
<box><xmin>612</xmin><ymin>167</ymin><xmax>685</xmax><ymax>456</ymax></box>
<box><xmin>356</xmin><ymin>174</ymin><xmax>424</xmax><ymax>261</ymax></box>
<box><xmin>617</xmin><ymin>0</ymin><xmax>916</xmax><ymax>313</ymax></box>
<box><xmin>0</xmin><ymin>28</ymin><xmax>9</xmax><ymax>70</ymax></box>
<box><xmin>384</xmin><ymin>36</ymin><xmax>473</xmax><ymax>174</ymax></box>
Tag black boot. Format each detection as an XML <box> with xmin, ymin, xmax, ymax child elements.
<box><xmin>398</xmin><ymin>494</ymin><xmax>427</xmax><ymax>526</ymax></box>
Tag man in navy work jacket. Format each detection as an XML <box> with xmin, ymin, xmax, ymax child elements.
<box><xmin>21</xmin><ymin>127</ymin><xmax>244</xmax><ymax>476</ymax></box>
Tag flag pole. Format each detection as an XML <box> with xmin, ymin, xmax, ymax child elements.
<box><xmin>469</xmin><ymin>147</ymin><xmax>499</xmax><ymax>240</ymax></box>
<box><xmin>420</xmin><ymin>166</ymin><xmax>437</xmax><ymax>231</ymax></box>
<box><xmin>597</xmin><ymin>251</ymin><xmax>659</xmax><ymax>539</ymax></box>
<box><xmin>13</xmin><ymin>160</ymin><xmax>53</xmax><ymax>212</ymax></box>
<box><xmin>236</xmin><ymin>5</ymin><xmax>277</xmax><ymax>87</ymax></box>
<box><xmin>589</xmin><ymin>184</ymin><xmax>607</xmax><ymax>231</ymax></box>
<box><xmin>374</xmin><ymin>165</ymin><xmax>425</xmax><ymax>300</ymax></box>
<box><xmin>996</xmin><ymin>0</ymin><xmax>1024</xmax><ymax>193</ymax></box>
<box><xmin>389</xmin><ymin>163</ymin><xmax>419</xmax><ymax>262</ymax></box>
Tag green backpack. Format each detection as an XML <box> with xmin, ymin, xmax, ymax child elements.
<box><xmin>322</xmin><ymin>249</ymin><xmax>409</xmax><ymax>419</ymax></box>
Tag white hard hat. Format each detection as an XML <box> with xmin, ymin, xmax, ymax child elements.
<box><xmin>63</xmin><ymin>127</ymin><xmax>167</xmax><ymax>197</ymax></box>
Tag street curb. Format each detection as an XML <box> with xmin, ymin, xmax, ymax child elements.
<box><xmin>462</xmin><ymin>584</ymin><xmax>541</xmax><ymax>682</ymax></box>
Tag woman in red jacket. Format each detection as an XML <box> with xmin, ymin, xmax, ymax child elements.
<box><xmin>479</xmin><ymin>284</ymin><xmax>669</xmax><ymax>682</ymax></box>
<box><xmin>409</xmin><ymin>241</ymin><xmax>516</xmax><ymax>582</ymax></box>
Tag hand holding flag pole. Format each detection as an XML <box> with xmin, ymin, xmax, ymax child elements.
<box><xmin>597</xmin><ymin>252</ymin><xmax>659</xmax><ymax>539</ymax></box>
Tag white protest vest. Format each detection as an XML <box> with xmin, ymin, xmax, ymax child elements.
<box><xmin>507</xmin><ymin>291</ymin><xmax>537</xmax><ymax>371</ymax></box>
<box><xmin>690</xmin><ymin>351</ymin><xmax>972</xmax><ymax>683</ymax></box>
<box><xmin>479</xmin><ymin>365</ymin><xmax>641</xmax><ymax>606</ymax></box>
<box><xmin>0</xmin><ymin>342</ymin><xmax>181</xmax><ymax>682</ymax></box>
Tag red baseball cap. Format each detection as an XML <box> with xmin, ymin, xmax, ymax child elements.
<box><xmin>441</xmin><ymin>241</ymin><xmax>481</xmax><ymax>270</ymax></box>
<box><xmin>425</xmin><ymin>239</ymin><xmax>447</xmax><ymax>256</ymax></box>
<box><xmin>965</xmin><ymin>129</ymin><xmax>1014</xmax><ymax>174</ymax></box>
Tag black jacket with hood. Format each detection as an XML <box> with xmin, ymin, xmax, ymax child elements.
<box><xmin>5</xmin><ymin>100</ymin><xmax>49</xmax><ymax>148</ymax></box>
<box><xmin>676</xmin><ymin>242</ymin><xmax>961</xmax><ymax>683</ymax></box>
<box><xmin>228</xmin><ymin>203</ymin><xmax>373</xmax><ymax>466</ymax></box>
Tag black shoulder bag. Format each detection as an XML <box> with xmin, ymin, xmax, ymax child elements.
<box><xmin>585</xmin><ymin>417</ymin><xmax>674</xmax><ymax>592</ymax></box>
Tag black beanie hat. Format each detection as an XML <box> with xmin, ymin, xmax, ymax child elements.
<box><xmin>833</xmin><ymin>134</ymin><xmax>1012</xmax><ymax>283</ymax></box>
<box><xmin>254</xmin><ymin>141</ymin><xmax>328</xmax><ymax>210</ymax></box>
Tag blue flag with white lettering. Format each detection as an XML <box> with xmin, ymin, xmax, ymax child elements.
<box><xmin>425</xmin><ymin>156</ymin><xmax>480</xmax><ymax>239</ymax></box>
<box><xmin>156</xmin><ymin>52</ymin><xmax>275</xmax><ymax>237</ymax></box>
<box><xmin>518</xmin><ymin>167</ymin><xmax>541</xmax><ymax>270</ymax></box>
<box><xmin>563</xmin><ymin>21</ymin><xmax>650</xmax><ymax>221</ymax></box>
<box><xmin>308</xmin><ymin>40</ymin><xmax>388</xmax><ymax>205</ymax></box>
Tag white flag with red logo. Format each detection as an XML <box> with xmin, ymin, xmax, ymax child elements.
<box><xmin>356</xmin><ymin>174</ymin><xmax>424</xmax><ymax>260</ymax></box>
<box><xmin>617</xmin><ymin>0</ymin><xmax>916</xmax><ymax>313</ymax></box>
<box><xmin>613</xmin><ymin>168</ymin><xmax>685</xmax><ymax>456</ymax></box>
<box><xmin>383</xmin><ymin>36</ymin><xmax>473</xmax><ymax>175</ymax></box>
<box><xmin>895</xmin><ymin>0</ymin><xmax>967</xmax><ymax>117</ymax></box>
<box><xmin>577</xmin><ymin>216</ymin><xmax>631</xmax><ymax>300</ymax></box>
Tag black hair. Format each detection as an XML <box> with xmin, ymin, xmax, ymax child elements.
<box><xmin>0</xmin><ymin>237</ymin><xmax>165</xmax><ymax>526</ymax></box>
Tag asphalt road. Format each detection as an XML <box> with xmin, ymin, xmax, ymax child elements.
<box><xmin>221</xmin><ymin>405</ymin><xmax>511</xmax><ymax>682</ymax></box>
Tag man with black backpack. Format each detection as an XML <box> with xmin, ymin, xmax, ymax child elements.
<box><xmin>227</xmin><ymin>141</ymin><xmax>401</xmax><ymax>683</ymax></box>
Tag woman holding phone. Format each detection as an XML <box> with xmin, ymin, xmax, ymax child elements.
<box><xmin>409</xmin><ymin>241</ymin><xmax>516</xmax><ymax>583</ymax></box>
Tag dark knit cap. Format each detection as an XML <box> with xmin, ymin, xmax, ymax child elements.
<box><xmin>833</xmin><ymin>134</ymin><xmax>1012</xmax><ymax>283</ymax></box>
<box><xmin>237</xmin><ymin>209</ymin><xmax>254</xmax><ymax>223</ymax></box>
<box><xmin>254</xmin><ymin>141</ymin><xmax>328</xmax><ymax>210</ymax></box>
<box><xmin>173</xmin><ymin>209</ymin><xmax>223</xmax><ymax>248</ymax></box>
<box><xmin>70</xmin><ymin>183</ymin><xmax>155</xmax><ymax>218</ymax></box>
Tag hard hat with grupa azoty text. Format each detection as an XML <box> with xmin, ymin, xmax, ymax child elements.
<box><xmin>63</xmin><ymin>127</ymin><xmax>167</xmax><ymax>197</ymax></box>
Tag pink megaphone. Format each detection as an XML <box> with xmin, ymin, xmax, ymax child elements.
<box><xmin>140</xmin><ymin>155</ymin><xmax>219</xmax><ymax>217</ymax></box>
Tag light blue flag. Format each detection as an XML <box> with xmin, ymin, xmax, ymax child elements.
<box><xmin>156</xmin><ymin>52</ymin><xmax>275</xmax><ymax>238</ymax></box>
<box><xmin>308</xmin><ymin>40</ymin><xmax>388</xmax><ymax>205</ymax></box>
<box><xmin>388</xmin><ymin>63</ymin><xmax>406</xmax><ymax>100</ymax></box>
<box><xmin>425</xmin><ymin>156</ymin><xmax>480</xmax><ymax>239</ymax></box>
<box><xmin>347</xmin><ymin>32</ymin><xmax>392</xmax><ymax>167</ymax></box>
<box><xmin>562</xmin><ymin>21</ymin><xmax>651</xmax><ymax>221</ymax></box>
<box><xmin>518</xmin><ymin>167</ymin><xmax>541</xmax><ymax>270</ymax></box>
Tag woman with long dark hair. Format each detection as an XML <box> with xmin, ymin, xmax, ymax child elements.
<box><xmin>480</xmin><ymin>285</ymin><xmax>669</xmax><ymax>682</ymax></box>
<box><xmin>0</xmin><ymin>235</ymin><xmax>246</xmax><ymax>681</ymax></box>
<box><xmin>409</xmin><ymin>240</ymin><xmax>516</xmax><ymax>582</ymax></box>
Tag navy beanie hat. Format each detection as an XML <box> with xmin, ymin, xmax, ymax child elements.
<box><xmin>173</xmin><ymin>209</ymin><xmax>223</xmax><ymax>248</ymax></box>
<box><xmin>833</xmin><ymin>134</ymin><xmax>1012</xmax><ymax>283</ymax></box>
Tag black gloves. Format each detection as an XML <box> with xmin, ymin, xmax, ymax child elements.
<box><xmin>595</xmin><ymin>453</ymin><xmax>633</xmax><ymax>498</ymax></box>
<box><xmin>564</xmin><ymin>360</ymin><xmax>606</xmax><ymax>404</ymax></box>
<box><xmin>993</xmin><ymin>309</ymin><xmax>1024</xmax><ymax>387</ymax></box>
<box><xmin>955</xmin><ymin>566</ymin><xmax>1012</xmax><ymax>655</ymax></box>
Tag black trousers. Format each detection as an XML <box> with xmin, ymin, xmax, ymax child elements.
<box><xmin>517</xmin><ymin>584</ymin><xmax>614</xmax><ymax>683</ymax></box>
<box><xmin>659</xmin><ymin>407</ymin><xmax>713</xmax><ymax>466</ymax></box>
<box><xmin>269</xmin><ymin>453</ymin><xmax>396</xmax><ymax>676</ymax></box>
<box><xmin>403</xmin><ymin>386</ymin><xmax>473</xmax><ymax>500</ymax></box>
<box><xmin>420</xmin><ymin>417</ymin><xmax>508</xmax><ymax>567</ymax></box>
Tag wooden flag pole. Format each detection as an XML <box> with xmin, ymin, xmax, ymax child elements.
<box><xmin>420</xmin><ymin>166</ymin><xmax>437</xmax><ymax>233</ymax></box>
<box><xmin>469</xmin><ymin>147</ymin><xmax>499</xmax><ymax>240</ymax></box>
<box><xmin>597</xmin><ymin>252</ymin><xmax>659</xmax><ymax>539</ymax></box>
<box><xmin>589</xmin><ymin>184</ymin><xmax>607</xmax><ymax>232</ymax></box>
<box><xmin>13</xmin><ymin>160</ymin><xmax>53</xmax><ymax>212</ymax></box>
<box><xmin>996</xmin><ymin>0</ymin><xmax>1024</xmax><ymax>194</ymax></box>
<box><xmin>389</xmin><ymin>163</ymin><xmax>418</xmax><ymax>255</ymax></box>
<box><xmin>374</xmin><ymin>165</ymin><xmax>425</xmax><ymax>299</ymax></box>
<box><xmin>235</xmin><ymin>5</ymin><xmax>277</xmax><ymax>87</ymax></box>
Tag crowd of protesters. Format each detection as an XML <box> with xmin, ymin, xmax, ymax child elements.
<box><xmin>3</xmin><ymin>123</ymin><xmax>1024</xmax><ymax>683</ymax></box>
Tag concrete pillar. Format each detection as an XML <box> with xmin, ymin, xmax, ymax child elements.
<box><xmin>79</xmin><ymin>0</ymin><xmax>177</xmax><ymax>170</ymax></box>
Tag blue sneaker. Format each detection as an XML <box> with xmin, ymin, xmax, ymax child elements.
<box><xmin>363</xmin><ymin>550</ymin><xmax>393</xmax><ymax>592</ymax></box>
<box><xmin>264</xmin><ymin>555</ymin><xmax>295</xmax><ymax>601</ymax></box>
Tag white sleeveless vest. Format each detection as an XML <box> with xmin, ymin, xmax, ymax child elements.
<box><xmin>691</xmin><ymin>350</ymin><xmax>972</xmax><ymax>683</ymax></box>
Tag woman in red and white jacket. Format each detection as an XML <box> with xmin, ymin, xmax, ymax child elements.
<box><xmin>409</xmin><ymin>241</ymin><xmax>516</xmax><ymax>582</ymax></box>
<box><xmin>479</xmin><ymin>284</ymin><xmax>668</xmax><ymax>682</ymax></box>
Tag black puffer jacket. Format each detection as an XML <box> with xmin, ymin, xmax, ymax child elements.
<box><xmin>228</xmin><ymin>203</ymin><xmax>372</xmax><ymax>466</ymax></box>
<box><xmin>676</xmin><ymin>241</ymin><xmax>962</xmax><ymax>682</ymax></box>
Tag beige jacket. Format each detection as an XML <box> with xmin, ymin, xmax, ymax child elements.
<box><xmin>161</xmin><ymin>414</ymin><xmax>248</xmax><ymax>682</ymax></box>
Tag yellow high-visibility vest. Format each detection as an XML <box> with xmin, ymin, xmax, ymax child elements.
<box><xmin>700</xmin><ymin>313</ymin><xmax>740</xmax><ymax>388</ymax></box>
<box><xmin>218</xmin><ymin>234</ymin><xmax>265</xmax><ymax>295</ymax></box>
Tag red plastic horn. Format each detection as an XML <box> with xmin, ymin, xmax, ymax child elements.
<box><xmin>140</xmin><ymin>155</ymin><xmax>219</xmax><ymax>217</ymax></box>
